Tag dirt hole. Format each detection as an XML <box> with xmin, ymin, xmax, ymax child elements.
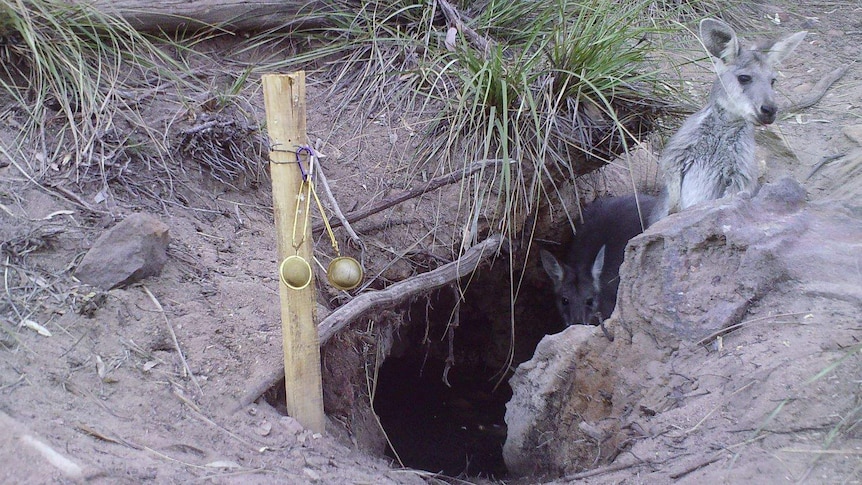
<box><xmin>373</xmin><ymin>261</ymin><xmax>561</xmax><ymax>478</ymax></box>
<box><xmin>263</xmin><ymin>260</ymin><xmax>563</xmax><ymax>479</ymax></box>
<box><xmin>373</xmin><ymin>341</ymin><xmax>510</xmax><ymax>477</ymax></box>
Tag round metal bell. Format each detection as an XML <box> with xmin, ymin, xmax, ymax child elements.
<box><xmin>280</xmin><ymin>255</ymin><xmax>312</xmax><ymax>290</ymax></box>
<box><xmin>327</xmin><ymin>256</ymin><xmax>363</xmax><ymax>291</ymax></box>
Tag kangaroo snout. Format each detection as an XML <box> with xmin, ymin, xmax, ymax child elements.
<box><xmin>758</xmin><ymin>103</ymin><xmax>777</xmax><ymax>125</ymax></box>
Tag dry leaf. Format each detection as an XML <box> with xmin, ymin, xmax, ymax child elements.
<box><xmin>21</xmin><ymin>319</ymin><xmax>52</xmax><ymax>337</ymax></box>
<box><xmin>96</xmin><ymin>355</ymin><xmax>107</xmax><ymax>379</ymax></box>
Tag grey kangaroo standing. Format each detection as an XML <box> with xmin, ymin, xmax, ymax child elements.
<box><xmin>652</xmin><ymin>19</ymin><xmax>806</xmax><ymax>221</ymax></box>
<box><xmin>540</xmin><ymin>194</ymin><xmax>658</xmax><ymax>337</ymax></box>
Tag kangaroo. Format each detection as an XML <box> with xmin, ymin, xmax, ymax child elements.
<box><xmin>652</xmin><ymin>19</ymin><xmax>806</xmax><ymax>222</ymax></box>
<box><xmin>540</xmin><ymin>194</ymin><xmax>658</xmax><ymax>337</ymax></box>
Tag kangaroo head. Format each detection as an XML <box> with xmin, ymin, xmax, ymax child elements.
<box><xmin>700</xmin><ymin>18</ymin><xmax>806</xmax><ymax>125</ymax></box>
<box><xmin>540</xmin><ymin>246</ymin><xmax>605</xmax><ymax>327</ymax></box>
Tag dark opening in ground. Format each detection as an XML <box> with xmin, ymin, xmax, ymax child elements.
<box><xmin>373</xmin><ymin>348</ymin><xmax>511</xmax><ymax>477</ymax></box>
<box><xmin>262</xmin><ymin>254</ymin><xmax>564</xmax><ymax>479</ymax></box>
<box><xmin>370</xmin><ymin>260</ymin><xmax>563</xmax><ymax>478</ymax></box>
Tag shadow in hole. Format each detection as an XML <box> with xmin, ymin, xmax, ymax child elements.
<box><xmin>373</xmin><ymin>351</ymin><xmax>510</xmax><ymax>478</ymax></box>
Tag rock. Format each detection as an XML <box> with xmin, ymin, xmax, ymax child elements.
<box><xmin>74</xmin><ymin>213</ymin><xmax>170</xmax><ymax>290</ymax></box>
<box><xmin>503</xmin><ymin>177</ymin><xmax>862</xmax><ymax>478</ymax></box>
<box><xmin>503</xmin><ymin>325</ymin><xmax>613</xmax><ymax>477</ymax></box>
<box><xmin>616</xmin><ymin>177</ymin><xmax>810</xmax><ymax>346</ymax></box>
<box><xmin>302</xmin><ymin>467</ymin><xmax>321</xmax><ymax>482</ymax></box>
<box><xmin>280</xmin><ymin>416</ymin><xmax>304</xmax><ymax>436</ymax></box>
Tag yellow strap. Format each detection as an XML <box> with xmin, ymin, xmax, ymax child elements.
<box><xmin>309</xmin><ymin>181</ymin><xmax>339</xmax><ymax>254</ymax></box>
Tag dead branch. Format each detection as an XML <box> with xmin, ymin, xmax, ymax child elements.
<box><xmin>142</xmin><ymin>285</ymin><xmax>202</xmax><ymax>395</ymax></box>
<box><xmin>313</xmin><ymin>159</ymin><xmax>502</xmax><ymax>233</ymax></box>
<box><xmin>437</xmin><ymin>0</ymin><xmax>495</xmax><ymax>54</ymax></box>
<box><xmin>317</xmin><ymin>234</ymin><xmax>504</xmax><ymax>342</ymax></box>
<box><xmin>73</xmin><ymin>1</ymin><xmax>329</xmax><ymax>33</ymax></box>
<box><xmin>668</xmin><ymin>453</ymin><xmax>725</xmax><ymax>480</ymax></box>
<box><xmin>787</xmin><ymin>64</ymin><xmax>850</xmax><ymax>113</ymax></box>
<box><xmin>233</xmin><ymin>234</ymin><xmax>504</xmax><ymax>412</ymax></box>
<box><xmin>314</xmin><ymin>157</ymin><xmax>363</xmax><ymax>251</ymax></box>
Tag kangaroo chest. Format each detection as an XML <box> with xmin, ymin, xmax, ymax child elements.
<box><xmin>676</xmin><ymin>110</ymin><xmax>757</xmax><ymax>205</ymax></box>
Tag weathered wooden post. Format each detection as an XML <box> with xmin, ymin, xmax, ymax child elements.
<box><xmin>262</xmin><ymin>72</ymin><xmax>325</xmax><ymax>433</ymax></box>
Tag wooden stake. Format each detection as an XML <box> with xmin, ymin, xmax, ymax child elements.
<box><xmin>262</xmin><ymin>72</ymin><xmax>325</xmax><ymax>433</ymax></box>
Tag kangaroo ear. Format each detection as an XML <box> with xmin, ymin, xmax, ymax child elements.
<box><xmin>591</xmin><ymin>245</ymin><xmax>606</xmax><ymax>293</ymax></box>
<box><xmin>766</xmin><ymin>31</ymin><xmax>806</xmax><ymax>66</ymax></box>
<box><xmin>700</xmin><ymin>18</ymin><xmax>739</xmax><ymax>63</ymax></box>
<box><xmin>540</xmin><ymin>249</ymin><xmax>565</xmax><ymax>290</ymax></box>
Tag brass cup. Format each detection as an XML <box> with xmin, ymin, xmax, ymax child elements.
<box><xmin>280</xmin><ymin>255</ymin><xmax>312</xmax><ymax>290</ymax></box>
<box><xmin>327</xmin><ymin>256</ymin><xmax>363</xmax><ymax>291</ymax></box>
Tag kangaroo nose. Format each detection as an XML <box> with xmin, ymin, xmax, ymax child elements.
<box><xmin>759</xmin><ymin>104</ymin><xmax>777</xmax><ymax>124</ymax></box>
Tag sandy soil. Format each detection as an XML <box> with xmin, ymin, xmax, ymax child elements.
<box><xmin>1</xmin><ymin>1</ymin><xmax>860</xmax><ymax>484</ymax></box>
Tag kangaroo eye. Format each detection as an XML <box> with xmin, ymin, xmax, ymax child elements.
<box><xmin>737</xmin><ymin>74</ymin><xmax>752</xmax><ymax>85</ymax></box>
<box><xmin>770</xmin><ymin>78</ymin><xmax>777</xmax><ymax>87</ymax></box>
<box><xmin>561</xmin><ymin>297</ymin><xmax>569</xmax><ymax>306</ymax></box>
<box><xmin>585</xmin><ymin>298</ymin><xmax>594</xmax><ymax>309</ymax></box>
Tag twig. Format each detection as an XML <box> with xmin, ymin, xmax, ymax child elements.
<box><xmin>175</xmin><ymin>386</ymin><xmax>260</xmax><ymax>448</ymax></box>
<box><xmin>368</xmin><ymin>336</ymin><xmax>405</xmax><ymax>468</ymax></box>
<box><xmin>563</xmin><ymin>456</ymin><xmax>651</xmax><ymax>480</ymax></box>
<box><xmin>780</xmin><ymin>449</ymin><xmax>862</xmax><ymax>455</ymax></box>
<box><xmin>679</xmin><ymin>380</ymin><xmax>755</xmax><ymax>436</ymax></box>
<box><xmin>694</xmin><ymin>312</ymin><xmax>807</xmax><ymax>348</ymax></box>
<box><xmin>231</xmin><ymin>373</ymin><xmax>281</xmax><ymax>414</ymax></box>
<box><xmin>74</xmin><ymin>423</ymin><xmax>143</xmax><ymax>450</ymax></box>
<box><xmin>62</xmin><ymin>378</ymin><xmax>133</xmax><ymax>421</ymax></box>
<box><xmin>142</xmin><ymin>285</ymin><xmax>202</xmax><ymax>395</ymax></box>
<box><xmin>442</xmin><ymin>286</ymin><xmax>460</xmax><ymax>387</ymax></box>
<box><xmin>313</xmin><ymin>159</ymin><xmax>502</xmax><ymax>233</ymax></box>
<box><xmin>317</xmin><ymin>234</ymin><xmax>503</xmax><ymax>342</ymax></box>
<box><xmin>437</xmin><ymin>0</ymin><xmax>495</xmax><ymax>55</ymax></box>
<box><xmin>7</xmin><ymin>157</ymin><xmax>109</xmax><ymax>215</ymax></box>
<box><xmin>233</xmin><ymin>235</ymin><xmax>504</xmax><ymax>412</ymax></box>
<box><xmin>786</xmin><ymin>64</ymin><xmax>850</xmax><ymax>113</ymax></box>
<box><xmin>47</xmin><ymin>183</ymin><xmax>110</xmax><ymax>215</ymax></box>
<box><xmin>805</xmin><ymin>153</ymin><xmax>848</xmax><ymax>181</ymax></box>
<box><xmin>180</xmin><ymin>119</ymin><xmax>234</xmax><ymax>135</ymax></box>
<box><xmin>668</xmin><ymin>453</ymin><xmax>725</xmax><ymax>480</ymax></box>
<box><xmin>314</xmin><ymin>157</ymin><xmax>364</xmax><ymax>253</ymax></box>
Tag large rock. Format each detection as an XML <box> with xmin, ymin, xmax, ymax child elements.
<box><xmin>616</xmin><ymin>177</ymin><xmax>860</xmax><ymax>347</ymax></box>
<box><xmin>503</xmin><ymin>325</ymin><xmax>616</xmax><ymax>477</ymax></box>
<box><xmin>503</xmin><ymin>178</ymin><xmax>862</xmax><ymax>479</ymax></box>
<box><xmin>75</xmin><ymin>213</ymin><xmax>170</xmax><ymax>290</ymax></box>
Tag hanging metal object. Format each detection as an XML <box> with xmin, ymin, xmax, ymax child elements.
<box><xmin>280</xmin><ymin>255</ymin><xmax>313</xmax><ymax>290</ymax></box>
<box><xmin>285</xmin><ymin>146</ymin><xmax>364</xmax><ymax>291</ymax></box>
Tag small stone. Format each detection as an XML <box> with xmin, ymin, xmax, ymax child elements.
<box><xmin>74</xmin><ymin>213</ymin><xmax>170</xmax><ymax>290</ymax></box>
<box><xmin>280</xmin><ymin>416</ymin><xmax>304</xmax><ymax>436</ymax></box>
<box><xmin>302</xmin><ymin>468</ymin><xmax>321</xmax><ymax>482</ymax></box>
<box><xmin>843</xmin><ymin>125</ymin><xmax>862</xmax><ymax>146</ymax></box>
<box><xmin>255</xmin><ymin>421</ymin><xmax>272</xmax><ymax>436</ymax></box>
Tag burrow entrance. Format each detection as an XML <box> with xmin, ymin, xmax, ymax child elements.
<box><xmin>367</xmin><ymin>258</ymin><xmax>563</xmax><ymax>478</ymax></box>
<box><xmin>263</xmin><ymin>252</ymin><xmax>566</xmax><ymax>479</ymax></box>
